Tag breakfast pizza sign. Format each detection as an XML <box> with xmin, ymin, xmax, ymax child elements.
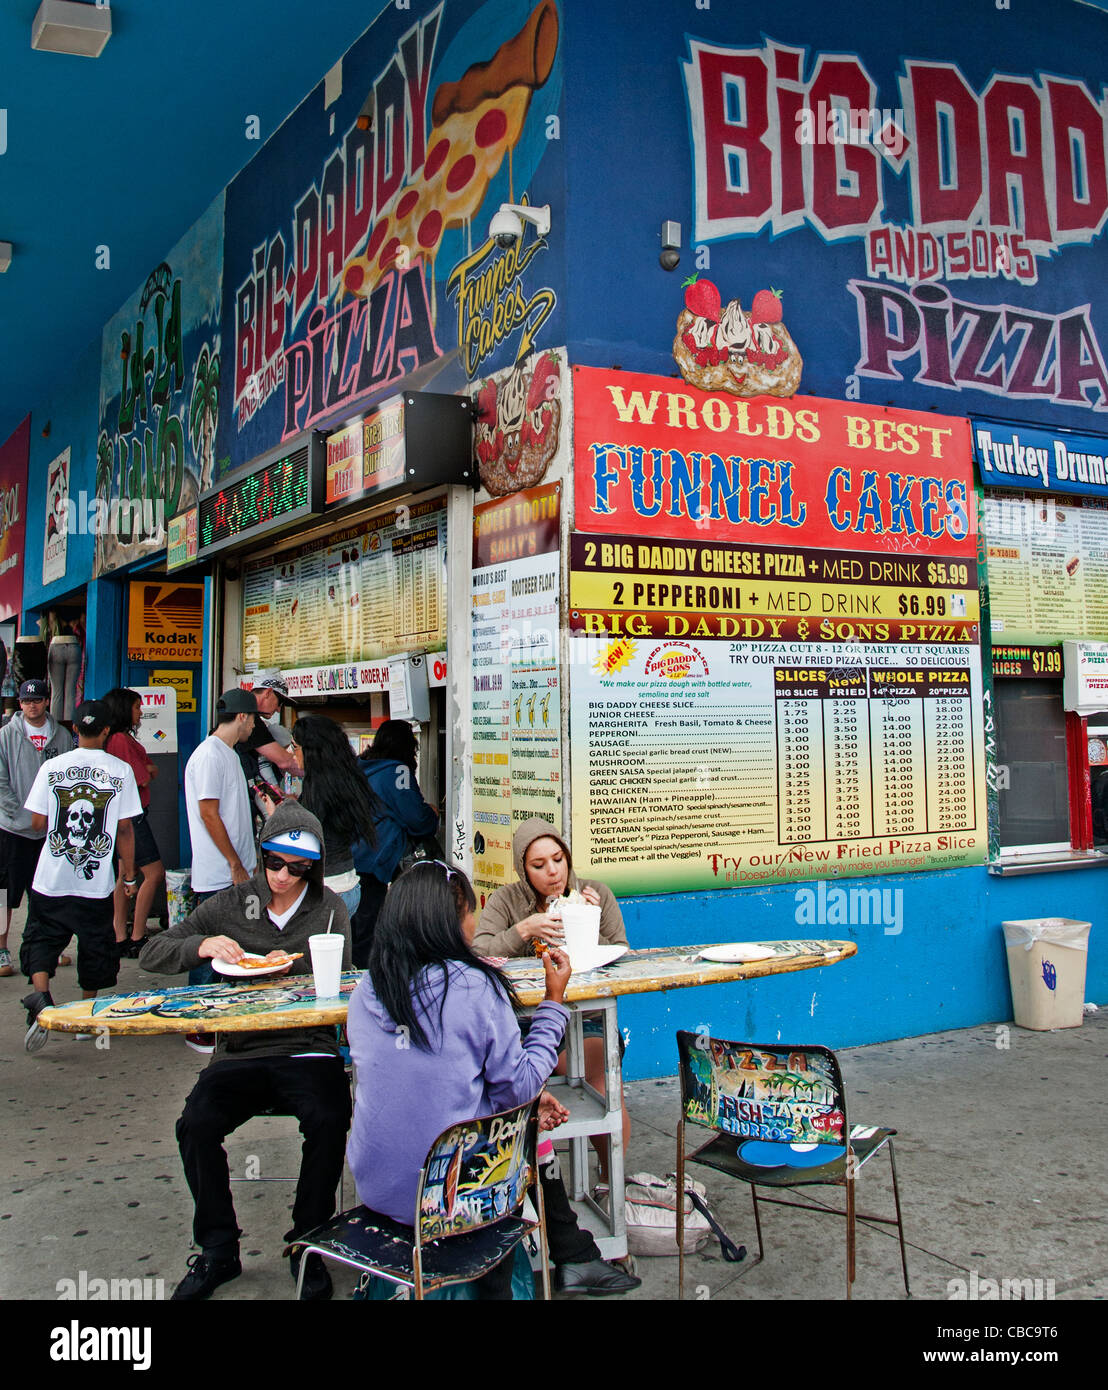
<box><xmin>218</xmin><ymin>0</ymin><xmax>564</xmax><ymax>476</ymax></box>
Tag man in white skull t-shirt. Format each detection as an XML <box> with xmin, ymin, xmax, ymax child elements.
<box><xmin>19</xmin><ymin>700</ymin><xmax>141</xmax><ymax>1052</ymax></box>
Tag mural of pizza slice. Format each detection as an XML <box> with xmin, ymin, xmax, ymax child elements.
<box><xmin>342</xmin><ymin>0</ymin><xmax>559</xmax><ymax>300</ymax></box>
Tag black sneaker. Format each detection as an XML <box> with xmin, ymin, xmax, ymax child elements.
<box><xmin>554</xmin><ymin>1258</ymin><xmax>642</xmax><ymax>1296</ymax></box>
<box><xmin>21</xmin><ymin>990</ymin><xmax>54</xmax><ymax>1055</ymax></box>
<box><xmin>290</xmin><ymin>1250</ymin><xmax>333</xmax><ymax>1301</ymax></box>
<box><xmin>170</xmin><ymin>1252</ymin><xmax>242</xmax><ymax>1301</ymax></box>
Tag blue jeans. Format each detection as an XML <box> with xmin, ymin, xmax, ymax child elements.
<box><xmin>337</xmin><ymin>884</ymin><xmax>361</xmax><ymax>919</ymax></box>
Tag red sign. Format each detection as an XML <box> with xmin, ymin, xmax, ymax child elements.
<box><xmin>572</xmin><ymin>366</ymin><xmax>975</xmax><ymax>556</ymax></box>
<box><xmin>472</xmin><ymin>483</ymin><xmax>560</xmax><ymax>568</ymax></box>
<box><xmin>0</xmin><ymin>417</ymin><xmax>29</xmax><ymax>622</ymax></box>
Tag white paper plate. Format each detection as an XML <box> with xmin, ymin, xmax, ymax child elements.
<box><xmin>698</xmin><ymin>943</ymin><xmax>777</xmax><ymax>964</ymax></box>
<box><xmin>570</xmin><ymin>944</ymin><xmax>628</xmax><ymax>973</ymax></box>
<box><xmin>213</xmin><ymin>955</ymin><xmax>296</xmax><ymax>978</ymax></box>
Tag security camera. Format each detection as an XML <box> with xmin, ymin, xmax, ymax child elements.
<box><xmin>488</xmin><ymin>203</ymin><xmax>551</xmax><ymax>249</ymax></box>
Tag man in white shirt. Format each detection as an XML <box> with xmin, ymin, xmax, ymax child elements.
<box><xmin>185</xmin><ymin>689</ymin><xmax>259</xmax><ymax>899</ymax></box>
<box><xmin>20</xmin><ymin>700</ymin><xmax>140</xmax><ymax>1051</ymax></box>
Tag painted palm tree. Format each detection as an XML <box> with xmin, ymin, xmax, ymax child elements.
<box><xmin>93</xmin><ymin>430</ymin><xmax>115</xmax><ymax>573</ymax></box>
<box><xmin>189</xmin><ymin>344</ymin><xmax>220</xmax><ymax>490</ymax></box>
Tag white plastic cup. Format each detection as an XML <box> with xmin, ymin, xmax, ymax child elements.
<box><xmin>308</xmin><ymin>933</ymin><xmax>344</xmax><ymax>999</ymax></box>
<box><xmin>560</xmin><ymin>903</ymin><xmax>601</xmax><ymax>968</ymax></box>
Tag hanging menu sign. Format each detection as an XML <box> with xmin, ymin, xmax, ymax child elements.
<box><xmin>983</xmin><ymin>491</ymin><xmax>1108</xmax><ymax>643</ymax></box>
<box><xmin>471</xmin><ymin>484</ymin><xmax>561</xmax><ymax>909</ymax></box>
<box><xmin>241</xmin><ymin>497</ymin><xmax>447</xmax><ymax>681</ymax></box>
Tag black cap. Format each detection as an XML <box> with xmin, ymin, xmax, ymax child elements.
<box><xmin>217</xmin><ymin>688</ymin><xmax>259</xmax><ymax>715</ymax></box>
<box><xmin>18</xmin><ymin>679</ymin><xmax>49</xmax><ymax>700</ymax></box>
<box><xmin>73</xmin><ymin>700</ymin><xmax>111</xmax><ymax>735</ymax></box>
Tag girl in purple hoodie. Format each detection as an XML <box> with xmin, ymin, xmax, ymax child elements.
<box><xmin>345</xmin><ymin>860</ymin><xmax>571</xmax><ymax>1295</ymax></box>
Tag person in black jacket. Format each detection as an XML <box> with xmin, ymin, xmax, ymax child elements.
<box><xmin>141</xmin><ymin>801</ymin><xmax>352</xmax><ymax>1303</ymax></box>
<box><xmin>350</xmin><ymin>720</ymin><xmax>439</xmax><ymax>967</ymax></box>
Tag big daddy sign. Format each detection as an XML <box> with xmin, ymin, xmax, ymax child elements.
<box><xmin>684</xmin><ymin>36</ymin><xmax>1108</xmax><ymax>412</ymax></box>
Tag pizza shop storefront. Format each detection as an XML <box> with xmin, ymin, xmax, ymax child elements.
<box><xmin>191</xmin><ymin>397</ymin><xmax>476</xmax><ymax>840</ymax></box>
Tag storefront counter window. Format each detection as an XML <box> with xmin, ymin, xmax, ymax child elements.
<box><xmin>995</xmin><ymin>679</ymin><xmax>1069</xmax><ymax>851</ymax></box>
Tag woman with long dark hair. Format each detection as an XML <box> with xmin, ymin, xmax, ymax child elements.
<box><xmin>345</xmin><ymin>861</ymin><xmax>570</xmax><ymax>1298</ymax></box>
<box><xmin>102</xmin><ymin>686</ymin><xmax>164</xmax><ymax>956</ymax></box>
<box><xmin>286</xmin><ymin>715</ymin><xmax>378</xmax><ymax>921</ymax></box>
<box><xmin>350</xmin><ymin>719</ymin><xmax>439</xmax><ymax>966</ymax></box>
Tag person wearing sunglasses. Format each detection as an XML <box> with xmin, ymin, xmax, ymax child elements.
<box><xmin>140</xmin><ymin>801</ymin><xmax>353</xmax><ymax>1303</ymax></box>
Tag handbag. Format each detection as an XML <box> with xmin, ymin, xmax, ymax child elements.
<box><xmin>396</xmin><ymin>832</ymin><xmax>446</xmax><ymax>878</ymax></box>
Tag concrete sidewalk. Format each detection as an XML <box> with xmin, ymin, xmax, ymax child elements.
<box><xmin>2</xmin><ymin>906</ymin><xmax>1104</xmax><ymax>1304</ymax></box>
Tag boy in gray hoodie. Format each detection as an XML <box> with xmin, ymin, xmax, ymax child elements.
<box><xmin>141</xmin><ymin>801</ymin><xmax>352</xmax><ymax>1302</ymax></box>
<box><xmin>0</xmin><ymin>679</ymin><xmax>72</xmax><ymax>976</ymax></box>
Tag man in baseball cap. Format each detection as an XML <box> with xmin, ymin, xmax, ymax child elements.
<box><xmin>0</xmin><ymin>678</ymin><xmax>73</xmax><ymax>978</ymax></box>
<box><xmin>237</xmin><ymin>671</ymin><xmax>299</xmax><ymax>791</ymax></box>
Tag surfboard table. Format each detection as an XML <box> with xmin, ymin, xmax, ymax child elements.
<box><xmin>36</xmin><ymin>939</ymin><xmax>855</xmax><ymax>1262</ymax></box>
<box><xmin>35</xmin><ymin>940</ymin><xmax>856</xmax><ymax>1034</ymax></box>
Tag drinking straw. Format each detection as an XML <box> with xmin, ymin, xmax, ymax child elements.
<box><xmin>326</xmin><ymin>910</ymin><xmax>335</xmax><ymax>935</ymax></box>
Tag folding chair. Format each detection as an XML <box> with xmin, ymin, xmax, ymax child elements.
<box><xmin>675</xmin><ymin>1032</ymin><xmax>909</xmax><ymax>1299</ymax></box>
<box><xmin>289</xmin><ymin>1095</ymin><xmax>550</xmax><ymax>1300</ymax></box>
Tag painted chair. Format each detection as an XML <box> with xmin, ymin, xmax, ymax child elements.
<box><xmin>288</xmin><ymin>1095</ymin><xmax>550</xmax><ymax>1300</ymax></box>
<box><xmin>674</xmin><ymin>1031</ymin><xmax>909</xmax><ymax>1299</ymax></box>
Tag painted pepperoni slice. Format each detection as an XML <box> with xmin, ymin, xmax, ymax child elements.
<box><xmin>417</xmin><ymin>210</ymin><xmax>442</xmax><ymax>249</ymax></box>
<box><xmin>397</xmin><ymin>190</ymin><xmax>419</xmax><ymax>220</ymax></box>
<box><xmin>446</xmin><ymin>154</ymin><xmax>476</xmax><ymax>193</ymax></box>
<box><xmin>475</xmin><ymin>108</ymin><xmax>507</xmax><ymax>149</ymax></box>
<box><xmin>425</xmin><ymin>138</ymin><xmax>450</xmax><ymax>180</ymax></box>
<box><xmin>345</xmin><ymin>263</ymin><xmax>366</xmax><ymax>293</ymax></box>
<box><xmin>366</xmin><ymin>220</ymin><xmax>389</xmax><ymax>259</ymax></box>
<box><xmin>379</xmin><ymin>236</ymin><xmax>402</xmax><ymax>269</ymax></box>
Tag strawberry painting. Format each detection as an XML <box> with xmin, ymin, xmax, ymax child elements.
<box><xmin>673</xmin><ymin>281</ymin><xmax>802</xmax><ymax>398</ymax></box>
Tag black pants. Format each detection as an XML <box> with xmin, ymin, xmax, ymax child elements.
<box><xmin>175</xmin><ymin>1056</ymin><xmax>352</xmax><ymax>1256</ymax></box>
<box><xmin>540</xmin><ymin>1154</ymin><xmax>602</xmax><ymax>1266</ymax></box>
<box><xmin>21</xmin><ymin>890</ymin><xmax>116</xmax><ymax>991</ymax></box>
<box><xmin>350</xmin><ymin>874</ymin><xmax>388</xmax><ymax>968</ymax></box>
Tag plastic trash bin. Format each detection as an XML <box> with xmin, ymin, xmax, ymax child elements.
<box><xmin>1002</xmin><ymin>918</ymin><xmax>1091</xmax><ymax>1030</ymax></box>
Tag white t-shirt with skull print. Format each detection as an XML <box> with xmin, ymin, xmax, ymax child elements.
<box><xmin>25</xmin><ymin>748</ymin><xmax>142</xmax><ymax>899</ymax></box>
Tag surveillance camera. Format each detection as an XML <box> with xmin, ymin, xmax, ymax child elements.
<box><xmin>488</xmin><ymin>203</ymin><xmax>551</xmax><ymax>249</ymax></box>
<box><xmin>660</xmin><ymin>248</ymin><xmax>681</xmax><ymax>271</ymax></box>
<box><xmin>489</xmin><ymin>208</ymin><xmax>523</xmax><ymax>248</ymax></box>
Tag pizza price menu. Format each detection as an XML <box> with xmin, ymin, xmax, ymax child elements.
<box><xmin>242</xmin><ymin>499</ymin><xmax>447</xmax><ymax>670</ymax></box>
<box><xmin>570</xmin><ymin>639</ymin><xmax>987</xmax><ymax>896</ymax></box>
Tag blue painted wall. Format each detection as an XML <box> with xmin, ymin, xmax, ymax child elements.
<box><xmin>615</xmin><ymin>865</ymin><xmax>1106</xmax><ymax>1079</ymax></box>
<box><xmin>24</xmin><ymin>341</ymin><xmax>100</xmax><ymax>614</ymax></box>
<box><xmin>562</xmin><ymin>0</ymin><xmax>1108</xmax><ymax>429</ymax></box>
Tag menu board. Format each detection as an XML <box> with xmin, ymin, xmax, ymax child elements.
<box><xmin>568</xmin><ymin>530</ymin><xmax>986</xmax><ymax>894</ymax></box>
<box><xmin>471</xmin><ymin>485</ymin><xmax>561</xmax><ymax>908</ymax></box>
<box><xmin>984</xmin><ymin>491</ymin><xmax>1108</xmax><ymax>643</ymax></box>
<box><xmin>571</xmin><ymin>637</ymin><xmax>986</xmax><ymax>894</ymax></box>
<box><xmin>241</xmin><ymin>498</ymin><xmax>447</xmax><ymax>672</ymax></box>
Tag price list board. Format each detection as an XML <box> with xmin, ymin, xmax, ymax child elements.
<box><xmin>239</xmin><ymin>499</ymin><xmax>447</xmax><ymax>671</ymax></box>
<box><xmin>774</xmin><ymin>666</ymin><xmax>976</xmax><ymax>845</ymax></box>
<box><xmin>470</xmin><ymin>485</ymin><xmax>562</xmax><ymax>911</ymax></box>
<box><xmin>570</xmin><ymin>637</ymin><xmax>987</xmax><ymax>896</ymax></box>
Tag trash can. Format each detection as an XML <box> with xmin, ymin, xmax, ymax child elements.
<box><xmin>1002</xmin><ymin>918</ymin><xmax>1091</xmax><ymax>1030</ymax></box>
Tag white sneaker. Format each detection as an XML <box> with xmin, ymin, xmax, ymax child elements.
<box><xmin>0</xmin><ymin>947</ymin><xmax>14</xmax><ymax>977</ymax></box>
